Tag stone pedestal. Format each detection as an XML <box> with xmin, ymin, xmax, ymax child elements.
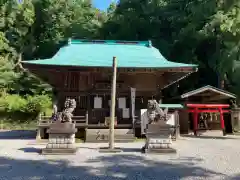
<box><xmin>42</xmin><ymin>121</ymin><xmax>77</xmax><ymax>155</ymax></box>
<box><xmin>143</xmin><ymin>123</ymin><xmax>176</xmax><ymax>154</ymax></box>
<box><xmin>231</xmin><ymin>108</ymin><xmax>240</xmax><ymax>133</ymax></box>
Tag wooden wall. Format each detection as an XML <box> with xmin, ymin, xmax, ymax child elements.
<box><xmin>48</xmin><ymin>70</ymin><xmax>165</xmax><ymax>120</ymax></box>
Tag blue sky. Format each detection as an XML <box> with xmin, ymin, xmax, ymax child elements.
<box><xmin>93</xmin><ymin>0</ymin><xmax>116</xmax><ymax>10</ymax></box>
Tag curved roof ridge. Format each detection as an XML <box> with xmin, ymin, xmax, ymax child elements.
<box><xmin>69</xmin><ymin>39</ymin><xmax>151</xmax><ymax>46</ymax></box>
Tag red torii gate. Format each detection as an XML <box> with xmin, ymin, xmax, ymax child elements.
<box><xmin>186</xmin><ymin>104</ymin><xmax>230</xmax><ymax>136</ymax></box>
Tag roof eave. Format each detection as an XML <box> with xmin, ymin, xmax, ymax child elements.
<box><xmin>22</xmin><ymin>61</ymin><xmax>198</xmax><ymax>70</ymax></box>
<box><xmin>181</xmin><ymin>85</ymin><xmax>236</xmax><ymax>99</ymax></box>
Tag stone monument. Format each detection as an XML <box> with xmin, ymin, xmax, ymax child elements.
<box><xmin>142</xmin><ymin>100</ymin><xmax>176</xmax><ymax>154</ymax></box>
<box><xmin>42</xmin><ymin>98</ymin><xmax>77</xmax><ymax>155</ymax></box>
<box><xmin>230</xmin><ymin>99</ymin><xmax>240</xmax><ymax>133</ymax></box>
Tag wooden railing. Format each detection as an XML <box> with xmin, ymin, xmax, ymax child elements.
<box><xmin>37</xmin><ymin>110</ymin><xmax>137</xmax><ymax>128</ymax></box>
<box><xmin>38</xmin><ymin>114</ymin><xmax>88</xmax><ymax>127</ymax></box>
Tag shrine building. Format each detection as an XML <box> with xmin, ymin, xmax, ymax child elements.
<box><xmin>22</xmin><ymin>39</ymin><xmax>198</xmax><ymax>141</ymax></box>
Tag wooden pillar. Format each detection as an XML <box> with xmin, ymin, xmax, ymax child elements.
<box><xmin>193</xmin><ymin>108</ymin><xmax>198</xmax><ymax>136</ymax></box>
<box><xmin>109</xmin><ymin>57</ymin><xmax>117</xmax><ymax>150</ymax></box>
<box><xmin>87</xmin><ymin>92</ymin><xmax>91</xmax><ymax>124</ymax></box>
<box><xmin>219</xmin><ymin>108</ymin><xmax>226</xmax><ymax>136</ymax></box>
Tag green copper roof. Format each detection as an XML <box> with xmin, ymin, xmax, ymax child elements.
<box><xmin>22</xmin><ymin>39</ymin><xmax>197</xmax><ymax>68</ymax></box>
<box><xmin>159</xmin><ymin>104</ymin><xmax>184</xmax><ymax>109</ymax></box>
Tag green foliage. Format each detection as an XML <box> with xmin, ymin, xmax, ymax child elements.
<box><xmin>0</xmin><ymin>0</ymin><xmax>35</xmax><ymax>57</ymax></box>
<box><xmin>0</xmin><ymin>56</ymin><xmax>17</xmax><ymax>89</ymax></box>
<box><xmin>0</xmin><ymin>94</ymin><xmax>27</xmax><ymax>113</ymax></box>
<box><xmin>0</xmin><ymin>94</ymin><xmax>51</xmax><ymax>114</ymax></box>
<box><xmin>25</xmin><ymin>94</ymin><xmax>51</xmax><ymax>113</ymax></box>
<box><xmin>230</xmin><ymin>67</ymin><xmax>240</xmax><ymax>98</ymax></box>
<box><xmin>32</xmin><ymin>0</ymin><xmax>105</xmax><ymax>58</ymax></box>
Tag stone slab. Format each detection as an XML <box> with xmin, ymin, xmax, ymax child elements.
<box><xmin>144</xmin><ymin>148</ymin><xmax>177</xmax><ymax>154</ymax></box>
<box><xmin>41</xmin><ymin>148</ymin><xmax>77</xmax><ymax>155</ymax></box>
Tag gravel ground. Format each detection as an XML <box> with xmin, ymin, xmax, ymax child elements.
<box><xmin>0</xmin><ymin>131</ymin><xmax>240</xmax><ymax>180</ymax></box>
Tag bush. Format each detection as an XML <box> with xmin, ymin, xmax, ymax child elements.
<box><xmin>0</xmin><ymin>93</ymin><xmax>52</xmax><ymax>115</ymax></box>
<box><xmin>0</xmin><ymin>94</ymin><xmax>27</xmax><ymax>113</ymax></box>
<box><xmin>25</xmin><ymin>95</ymin><xmax>52</xmax><ymax>114</ymax></box>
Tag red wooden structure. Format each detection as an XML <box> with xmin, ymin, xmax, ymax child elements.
<box><xmin>186</xmin><ymin>104</ymin><xmax>230</xmax><ymax>136</ymax></box>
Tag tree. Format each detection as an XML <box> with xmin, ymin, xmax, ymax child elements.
<box><xmin>32</xmin><ymin>0</ymin><xmax>105</xmax><ymax>58</ymax></box>
<box><xmin>1</xmin><ymin>0</ymin><xmax>35</xmax><ymax>59</ymax></box>
<box><xmin>100</xmin><ymin>0</ymin><xmax>240</xmax><ymax>97</ymax></box>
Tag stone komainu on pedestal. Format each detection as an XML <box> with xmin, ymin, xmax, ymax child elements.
<box><xmin>62</xmin><ymin>98</ymin><xmax>77</xmax><ymax>123</ymax></box>
<box><xmin>230</xmin><ymin>99</ymin><xmax>240</xmax><ymax>133</ymax></box>
<box><xmin>50</xmin><ymin>98</ymin><xmax>76</xmax><ymax>123</ymax></box>
<box><xmin>42</xmin><ymin>121</ymin><xmax>77</xmax><ymax>155</ymax></box>
<box><xmin>142</xmin><ymin>100</ymin><xmax>176</xmax><ymax>154</ymax></box>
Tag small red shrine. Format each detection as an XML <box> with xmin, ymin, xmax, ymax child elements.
<box><xmin>179</xmin><ymin>85</ymin><xmax>236</xmax><ymax>136</ymax></box>
<box><xmin>187</xmin><ymin>104</ymin><xmax>230</xmax><ymax>136</ymax></box>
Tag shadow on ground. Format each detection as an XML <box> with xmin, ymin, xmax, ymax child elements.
<box><xmin>0</xmin><ymin>130</ymin><xmax>36</xmax><ymax>139</ymax></box>
<box><xmin>18</xmin><ymin>147</ymin><xmax>42</xmax><ymax>153</ymax></box>
<box><xmin>0</xmin><ymin>153</ymin><xmax>235</xmax><ymax>180</ymax></box>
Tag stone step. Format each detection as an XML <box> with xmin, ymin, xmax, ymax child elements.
<box><xmin>85</xmin><ymin>139</ymin><xmax>135</xmax><ymax>143</ymax></box>
<box><xmin>85</xmin><ymin>128</ymin><xmax>135</xmax><ymax>142</ymax></box>
<box><xmin>86</xmin><ymin>128</ymin><xmax>134</xmax><ymax>134</ymax></box>
<box><xmin>85</xmin><ymin>135</ymin><xmax>135</xmax><ymax>142</ymax></box>
<box><xmin>86</xmin><ymin>134</ymin><xmax>135</xmax><ymax>138</ymax></box>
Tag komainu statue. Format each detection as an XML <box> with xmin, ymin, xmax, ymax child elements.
<box><xmin>62</xmin><ymin>98</ymin><xmax>77</xmax><ymax>123</ymax></box>
<box><xmin>51</xmin><ymin>98</ymin><xmax>76</xmax><ymax>123</ymax></box>
<box><xmin>147</xmin><ymin>100</ymin><xmax>170</xmax><ymax>124</ymax></box>
<box><xmin>142</xmin><ymin>100</ymin><xmax>176</xmax><ymax>154</ymax></box>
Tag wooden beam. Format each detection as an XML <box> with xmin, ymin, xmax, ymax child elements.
<box><xmin>187</xmin><ymin>104</ymin><xmax>230</xmax><ymax>108</ymax></box>
<box><xmin>188</xmin><ymin>110</ymin><xmax>229</xmax><ymax>113</ymax></box>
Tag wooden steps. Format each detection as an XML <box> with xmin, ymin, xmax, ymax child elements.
<box><xmin>85</xmin><ymin>129</ymin><xmax>135</xmax><ymax>143</ymax></box>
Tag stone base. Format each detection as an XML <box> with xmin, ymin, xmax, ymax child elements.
<box><xmin>144</xmin><ymin>147</ymin><xmax>177</xmax><ymax>154</ymax></box>
<box><xmin>233</xmin><ymin>131</ymin><xmax>240</xmax><ymax>135</ymax></box>
<box><xmin>42</xmin><ymin>148</ymin><xmax>77</xmax><ymax>155</ymax></box>
<box><xmin>99</xmin><ymin>147</ymin><xmax>122</xmax><ymax>153</ymax></box>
